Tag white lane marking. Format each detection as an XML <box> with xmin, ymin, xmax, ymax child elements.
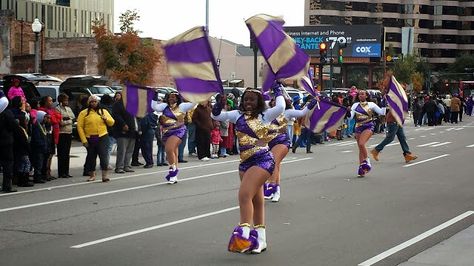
<box><xmin>416</xmin><ymin>142</ymin><xmax>439</xmax><ymax>147</ymax></box>
<box><xmin>341</xmin><ymin>150</ymin><xmax>353</xmax><ymax>153</ymax></box>
<box><xmin>71</xmin><ymin>206</ymin><xmax>240</xmax><ymax>248</ymax></box>
<box><xmin>446</xmin><ymin>128</ymin><xmax>456</xmax><ymax>131</ymax></box>
<box><xmin>466</xmin><ymin>144</ymin><xmax>474</xmax><ymax>148</ymax></box>
<box><xmin>403</xmin><ymin>154</ymin><xmax>450</xmax><ymax>168</ymax></box>
<box><xmin>455</xmin><ymin>128</ymin><xmax>464</xmax><ymax>131</ymax></box>
<box><xmin>430</xmin><ymin>142</ymin><xmax>451</xmax><ymax>147</ymax></box>
<box><xmin>409</xmin><ymin>138</ymin><xmax>415</xmax><ymax>140</ymax></box>
<box><xmin>0</xmin><ymin>159</ymin><xmax>241</xmax><ymax>197</ymax></box>
<box><xmin>0</xmin><ymin>158</ymin><xmax>311</xmax><ymax>213</ymax></box>
<box><xmin>368</xmin><ymin>144</ymin><xmax>377</xmax><ymax>148</ymax></box>
<box><xmin>430</xmin><ymin>133</ymin><xmax>436</xmax><ymax>135</ymax></box>
<box><xmin>420</xmin><ymin>135</ymin><xmax>426</xmax><ymax>138</ymax></box>
<box><xmin>327</xmin><ymin>141</ymin><xmax>355</xmax><ymax>147</ymax></box>
<box><xmin>358</xmin><ymin>211</ymin><xmax>474</xmax><ymax>266</ymax></box>
<box><xmin>336</xmin><ymin>142</ymin><xmax>356</xmax><ymax>147</ymax></box>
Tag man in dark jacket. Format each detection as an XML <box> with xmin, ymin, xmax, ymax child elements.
<box><xmin>192</xmin><ymin>101</ymin><xmax>213</xmax><ymax>161</ymax></box>
<box><xmin>112</xmin><ymin>98</ymin><xmax>137</xmax><ymax>173</ymax></box>
<box><xmin>0</xmin><ymin>92</ymin><xmax>18</xmax><ymax>192</ymax></box>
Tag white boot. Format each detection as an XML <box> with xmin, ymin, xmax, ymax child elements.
<box><xmin>271</xmin><ymin>185</ymin><xmax>280</xmax><ymax>202</ymax></box>
<box><xmin>251</xmin><ymin>226</ymin><xmax>267</xmax><ymax>254</ymax></box>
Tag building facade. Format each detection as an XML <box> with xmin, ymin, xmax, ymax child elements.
<box><xmin>0</xmin><ymin>0</ymin><xmax>113</xmax><ymax>38</ymax></box>
<box><xmin>305</xmin><ymin>0</ymin><xmax>474</xmax><ymax>68</ymax></box>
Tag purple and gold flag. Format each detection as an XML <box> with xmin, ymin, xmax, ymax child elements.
<box><xmin>297</xmin><ymin>68</ymin><xmax>318</xmax><ymax>96</ymax></box>
<box><xmin>123</xmin><ymin>84</ymin><xmax>155</xmax><ymax>118</ymax></box>
<box><xmin>246</xmin><ymin>14</ymin><xmax>310</xmax><ymax>84</ymax></box>
<box><xmin>386</xmin><ymin>75</ymin><xmax>408</xmax><ymax>125</ymax></box>
<box><xmin>163</xmin><ymin>26</ymin><xmax>223</xmax><ymax>103</ymax></box>
<box><xmin>304</xmin><ymin>99</ymin><xmax>347</xmax><ymax>134</ymax></box>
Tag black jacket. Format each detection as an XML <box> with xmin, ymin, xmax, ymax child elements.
<box><xmin>112</xmin><ymin>100</ymin><xmax>137</xmax><ymax>138</ymax></box>
<box><xmin>0</xmin><ymin>109</ymin><xmax>16</xmax><ymax>148</ymax></box>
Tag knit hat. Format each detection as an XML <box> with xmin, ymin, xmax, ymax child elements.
<box><xmin>36</xmin><ymin>110</ymin><xmax>47</xmax><ymax>123</ymax></box>
<box><xmin>87</xmin><ymin>95</ymin><xmax>101</xmax><ymax>105</ymax></box>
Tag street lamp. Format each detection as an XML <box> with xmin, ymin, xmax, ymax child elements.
<box><xmin>31</xmin><ymin>18</ymin><xmax>42</xmax><ymax>73</ymax></box>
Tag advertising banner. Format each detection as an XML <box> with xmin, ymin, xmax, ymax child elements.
<box><xmin>284</xmin><ymin>25</ymin><xmax>383</xmax><ymax>58</ymax></box>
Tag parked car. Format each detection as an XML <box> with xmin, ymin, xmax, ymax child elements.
<box><xmin>59</xmin><ymin>75</ymin><xmax>115</xmax><ymax>115</ymax></box>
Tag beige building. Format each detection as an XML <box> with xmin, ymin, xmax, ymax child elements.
<box><xmin>305</xmin><ymin>0</ymin><xmax>474</xmax><ymax>68</ymax></box>
<box><xmin>209</xmin><ymin>37</ymin><xmax>265</xmax><ymax>88</ymax></box>
<box><xmin>1</xmin><ymin>0</ymin><xmax>113</xmax><ymax>38</ymax></box>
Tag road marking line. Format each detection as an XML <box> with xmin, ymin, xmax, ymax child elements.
<box><xmin>466</xmin><ymin>144</ymin><xmax>474</xmax><ymax>148</ymax></box>
<box><xmin>358</xmin><ymin>211</ymin><xmax>474</xmax><ymax>266</ymax></box>
<box><xmin>336</xmin><ymin>142</ymin><xmax>356</xmax><ymax>147</ymax></box>
<box><xmin>0</xmin><ymin>158</ymin><xmax>311</xmax><ymax>213</ymax></box>
<box><xmin>416</xmin><ymin>142</ymin><xmax>439</xmax><ymax>147</ymax></box>
<box><xmin>327</xmin><ymin>141</ymin><xmax>355</xmax><ymax>146</ymax></box>
<box><xmin>403</xmin><ymin>154</ymin><xmax>450</xmax><ymax>168</ymax></box>
<box><xmin>446</xmin><ymin>127</ymin><xmax>456</xmax><ymax>131</ymax></box>
<box><xmin>455</xmin><ymin>128</ymin><xmax>464</xmax><ymax>131</ymax></box>
<box><xmin>409</xmin><ymin>138</ymin><xmax>415</xmax><ymax>140</ymax></box>
<box><xmin>430</xmin><ymin>142</ymin><xmax>451</xmax><ymax>147</ymax></box>
<box><xmin>341</xmin><ymin>150</ymin><xmax>353</xmax><ymax>153</ymax></box>
<box><xmin>430</xmin><ymin>133</ymin><xmax>436</xmax><ymax>135</ymax></box>
<box><xmin>420</xmin><ymin>135</ymin><xmax>426</xmax><ymax>138</ymax></box>
<box><xmin>71</xmin><ymin>206</ymin><xmax>240</xmax><ymax>248</ymax></box>
<box><xmin>0</xmin><ymin>159</ymin><xmax>241</xmax><ymax>197</ymax></box>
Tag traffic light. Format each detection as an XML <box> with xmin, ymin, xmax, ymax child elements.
<box><xmin>319</xmin><ymin>42</ymin><xmax>327</xmax><ymax>64</ymax></box>
<box><xmin>338</xmin><ymin>48</ymin><xmax>344</xmax><ymax>64</ymax></box>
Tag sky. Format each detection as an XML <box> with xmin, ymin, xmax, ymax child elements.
<box><xmin>114</xmin><ymin>0</ymin><xmax>305</xmax><ymax>45</ymax></box>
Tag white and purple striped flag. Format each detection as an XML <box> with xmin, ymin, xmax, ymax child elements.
<box><xmin>123</xmin><ymin>84</ymin><xmax>155</xmax><ymax>118</ymax></box>
<box><xmin>297</xmin><ymin>68</ymin><xmax>318</xmax><ymax>97</ymax></box>
<box><xmin>304</xmin><ymin>99</ymin><xmax>347</xmax><ymax>134</ymax></box>
<box><xmin>246</xmin><ymin>14</ymin><xmax>310</xmax><ymax>87</ymax></box>
<box><xmin>163</xmin><ymin>26</ymin><xmax>223</xmax><ymax>103</ymax></box>
<box><xmin>386</xmin><ymin>75</ymin><xmax>408</xmax><ymax>125</ymax></box>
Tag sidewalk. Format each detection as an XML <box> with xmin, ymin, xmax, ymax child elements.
<box><xmin>398</xmin><ymin>225</ymin><xmax>474</xmax><ymax>266</ymax></box>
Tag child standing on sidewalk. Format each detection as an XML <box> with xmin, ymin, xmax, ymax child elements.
<box><xmin>210</xmin><ymin>120</ymin><xmax>222</xmax><ymax>159</ymax></box>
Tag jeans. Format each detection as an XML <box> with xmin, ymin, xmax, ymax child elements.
<box><xmin>293</xmin><ymin>128</ymin><xmax>312</xmax><ymax>152</ymax></box>
<box><xmin>287</xmin><ymin>125</ymin><xmax>294</xmax><ymax>146</ymax></box>
<box><xmin>157</xmin><ymin>144</ymin><xmax>166</xmax><ymax>165</ymax></box>
<box><xmin>187</xmin><ymin>123</ymin><xmax>196</xmax><ymax>154</ymax></box>
<box><xmin>141</xmin><ymin>139</ymin><xmax>154</xmax><ymax>166</ymax></box>
<box><xmin>115</xmin><ymin>137</ymin><xmax>135</xmax><ymax>170</ymax></box>
<box><xmin>374</xmin><ymin>122</ymin><xmax>410</xmax><ymax>155</ymax></box>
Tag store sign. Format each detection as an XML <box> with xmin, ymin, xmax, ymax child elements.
<box><xmin>284</xmin><ymin>25</ymin><xmax>383</xmax><ymax>58</ymax></box>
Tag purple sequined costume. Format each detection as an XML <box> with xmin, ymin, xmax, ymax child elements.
<box><xmin>354</xmin><ymin>102</ymin><xmax>375</xmax><ymax>134</ymax></box>
<box><xmin>160</xmin><ymin>105</ymin><xmax>187</xmax><ymax>143</ymax></box>
<box><xmin>268</xmin><ymin>115</ymin><xmax>290</xmax><ymax>150</ymax></box>
<box><xmin>235</xmin><ymin>114</ymin><xmax>275</xmax><ymax>175</ymax></box>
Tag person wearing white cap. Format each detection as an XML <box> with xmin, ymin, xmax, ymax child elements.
<box><xmin>76</xmin><ymin>95</ymin><xmax>115</xmax><ymax>182</ymax></box>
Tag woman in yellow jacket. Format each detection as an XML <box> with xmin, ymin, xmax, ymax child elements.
<box><xmin>77</xmin><ymin>95</ymin><xmax>115</xmax><ymax>182</ymax></box>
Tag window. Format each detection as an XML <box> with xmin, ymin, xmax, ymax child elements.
<box><xmin>56</xmin><ymin>0</ymin><xmax>70</xmax><ymax>7</ymax></box>
<box><xmin>88</xmin><ymin>86</ymin><xmax>114</xmax><ymax>95</ymax></box>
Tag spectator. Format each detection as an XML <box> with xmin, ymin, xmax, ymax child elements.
<box><xmin>0</xmin><ymin>93</ymin><xmax>18</xmax><ymax>192</ymax></box>
<box><xmin>13</xmin><ymin>112</ymin><xmax>33</xmax><ymax>187</ymax></box>
<box><xmin>450</xmin><ymin>94</ymin><xmax>461</xmax><ymax>124</ymax></box>
<box><xmin>155</xmin><ymin>114</ymin><xmax>167</xmax><ymax>166</ymax></box>
<box><xmin>112</xmin><ymin>92</ymin><xmax>137</xmax><ymax>174</ymax></box>
<box><xmin>56</xmin><ymin>93</ymin><xmax>75</xmax><ymax>178</ymax></box>
<box><xmin>100</xmin><ymin>94</ymin><xmax>116</xmax><ymax>169</ymax></box>
<box><xmin>192</xmin><ymin>101</ymin><xmax>213</xmax><ymax>161</ymax></box>
<box><xmin>30</xmin><ymin>111</ymin><xmax>48</xmax><ymax>184</ymax></box>
<box><xmin>38</xmin><ymin>96</ymin><xmax>62</xmax><ymax>179</ymax></box>
<box><xmin>210</xmin><ymin>120</ymin><xmax>222</xmax><ymax>159</ymax></box>
<box><xmin>7</xmin><ymin>78</ymin><xmax>26</xmax><ymax>103</ymax></box>
<box><xmin>140</xmin><ymin>111</ymin><xmax>158</xmax><ymax>168</ymax></box>
<box><xmin>77</xmin><ymin>95</ymin><xmax>115</xmax><ymax>182</ymax></box>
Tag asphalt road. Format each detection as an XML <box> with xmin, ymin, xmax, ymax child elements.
<box><xmin>1</xmin><ymin>116</ymin><xmax>473</xmax><ymax>266</ymax></box>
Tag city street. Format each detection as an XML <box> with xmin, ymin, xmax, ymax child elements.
<box><xmin>1</xmin><ymin>117</ymin><xmax>473</xmax><ymax>266</ymax></box>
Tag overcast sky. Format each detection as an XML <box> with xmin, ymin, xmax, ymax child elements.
<box><xmin>114</xmin><ymin>0</ymin><xmax>304</xmax><ymax>46</ymax></box>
